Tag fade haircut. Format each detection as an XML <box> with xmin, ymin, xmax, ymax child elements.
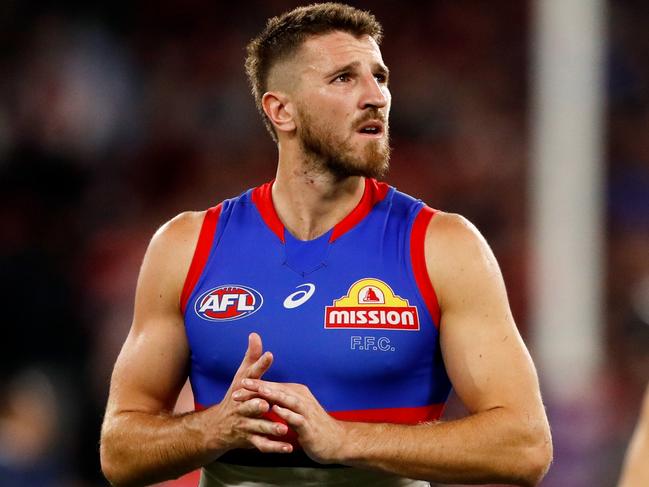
<box><xmin>245</xmin><ymin>2</ymin><xmax>383</xmax><ymax>142</ymax></box>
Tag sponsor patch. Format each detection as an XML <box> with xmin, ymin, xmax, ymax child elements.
<box><xmin>195</xmin><ymin>285</ymin><xmax>263</xmax><ymax>322</ymax></box>
<box><xmin>325</xmin><ymin>278</ymin><xmax>419</xmax><ymax>330</ymax></box>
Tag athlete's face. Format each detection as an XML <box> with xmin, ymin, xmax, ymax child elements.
<box><xmin>292</xmin><ymin>31</ymin><xmax>391</xmax><ymax>178</ymax></box>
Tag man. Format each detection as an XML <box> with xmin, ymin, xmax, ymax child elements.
<box><xmin>100</xmin><ymin>3</ymin><xmax>552</xmax><ymax>486</ymax></box>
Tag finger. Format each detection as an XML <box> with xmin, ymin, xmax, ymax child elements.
<box><xmin>231</xmin><ymin>388</ymin><xmax>261</xmax><ymax>402</ymax></box>
<box><xmin>233</xmin><ymin>333</ymin><xmax>263</xmax><ymax>378</ymax></box>
<box><xmin>273</xmin><ymin>404</ymin><xmax>306</xmax><ymax>432</ymax></box>
<box><xmin>248</xmin><ymin>434</ymin><xmax>293</xmax><ymax>454</ymax></box>
<box><xmin>245</xmin><ymin>351</ymin><xmax>274</xmax><ymax>380</ymax></box>
<box><xmin>238</xmin><ymin>398</ymin><xmax>270</xmax><ymax>417</ymax></box>
<box><xmin>245</xmin><ymin>382</ymin><xmax>303</xmax><ymax>414</ymax></box>
<box><xmin>239</xmin><ymin>417</ymin><xmax>289</xmax><ymax>437</ymax></box>
<box><xmin>240</xmin><ymin>378</ymin><xmax>279</xmax><ymax>391</ymax></box>
<box><xmin>247</xmin><ymin>332</ymin><xmax>263</xmax><ymax>361</ymax></box>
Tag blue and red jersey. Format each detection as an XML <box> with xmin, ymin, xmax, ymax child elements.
<box><xmin>181</xmin><ymin>178</ymin><xmax>451</xmax><ymax>467</ymax></box>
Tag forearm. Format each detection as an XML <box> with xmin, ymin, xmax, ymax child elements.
<box><xmin>338</xmin><ymin>407</ymin><xmax>552</xmax><ymax>486</ymax></box>
<box><xmin>100</xmin><ymin>408</ymin><xmax>222</xmax><ymax>487</ymax></box>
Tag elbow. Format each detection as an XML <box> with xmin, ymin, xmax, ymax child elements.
<box><xmin>523</xmin><ymin>439</ymin><xmax>553</xmax><ymax>486</ymax></box>
<box><xmin>100</xmin><ymin>442</ymin><xmax>129</xmax><ymax>487</ymax></box>
<box><xmin>100</xmin><ymin>449</ymin><xmax>120</xmax><ymax>486</ymax></box>
<box><xmin>100</xmin><ymin>430</ymin><xmax>139</xmax><ymax>487</ymax></box>
<box><xmin>518</xmin><ymin>421</ymin><xmax>553</xmax><ymax>487</ymax></box>
<box><xmin>101</xmin><ymin>457</ymin><xmax>140</xmax><ymax>487</ymax></box>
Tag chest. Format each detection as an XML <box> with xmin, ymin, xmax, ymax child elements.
<box><xmin>184</xmin><ymin>201</ymin><xmax>442</xmax><ymax>411</ymax></box>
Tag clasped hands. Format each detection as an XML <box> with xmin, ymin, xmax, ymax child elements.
<box><xmin>212</xmin><ymin>332</ymin><xmax>347</xmax><ymax>464</ymax></box>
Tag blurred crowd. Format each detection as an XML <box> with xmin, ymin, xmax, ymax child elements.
<box><xmin>0</xmin><ymin>1</ymin><xmax>647</xmax><ymax>486</ymax></box>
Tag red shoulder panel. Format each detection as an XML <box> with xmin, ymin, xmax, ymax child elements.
<box><xmin>180</xmin><ymin>204</ymin><xmax>222</xmax><ymax>314</ymax></box>
<box><xmin>410</xmin><ymin>206</ymin><xmax>441</xmax><ymax>328</ymax></box>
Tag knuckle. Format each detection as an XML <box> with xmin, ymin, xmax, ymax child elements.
<box><xmin>258</xmin><ymin>442</ymin><xmax>273</xmax><ymax>453</ymax></box>
<box><xmin>293</xmin><ymin>415</ymin><xmax>305</xmax><ymax>427</ymax></box>
<box><xmin>252</xmin><ymin>437</ymin><xmax>270</xmax><ymax>452</ymax></box>
<box><xmin>290</xmin><ymin>396</ymin><xmax>301</xmax><ymax>408</ymax></box>
<box><xmin>235</xmin><ymin>403</ymin><xmax>247</xmax><ymax>416</ymax></box>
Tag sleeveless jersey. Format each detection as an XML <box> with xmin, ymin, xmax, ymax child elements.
<box><xmin>181</xmin><ymin>178</ymin><xmax>451</xmax><ymax>483</ymax></box>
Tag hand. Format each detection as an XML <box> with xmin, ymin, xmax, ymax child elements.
<box><xmin>203</xmin><ymin>333</ymin><xmax>292</xmax><ymax>455</ymax></box>
<box><xmin>233</xmin><ymin>378</ymin><xmax>347</xmax><ymax>464</ymax></box>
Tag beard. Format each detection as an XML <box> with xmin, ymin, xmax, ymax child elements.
<box><xmin>296</xmin><ymin>107</ymin><xmax>391</xmax><ymax>180</ymax></box>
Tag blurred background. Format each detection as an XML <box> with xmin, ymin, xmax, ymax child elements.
<box><xmin>0</xmin><ymin>0</ymin><xmax>647</xmax><ymax>486</ymax></box>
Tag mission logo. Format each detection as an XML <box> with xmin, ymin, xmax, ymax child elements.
<box><xmin>324</xmin><ymin>278</ymin><xmax>420</xmax><ymax>330</ymax></box>
<box><xmin>195</xmin><ymin>285</ymin><xmax>263</xmax><ymax>322</ymax></box>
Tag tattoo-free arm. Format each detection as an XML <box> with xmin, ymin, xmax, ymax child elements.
<box><xmin>99</xmin><ymin>213</ymin><xmax>290</xmax><ymax>487</ymax></box>
<box><xmin>337</xmin><ymin>213</ymin><xmax>552</xmax><ymax>485</ymax></box>
<box><xmin>99</xmin><ymin>212</ymin><xmax>217</xmax><ymax>486</ymax></box>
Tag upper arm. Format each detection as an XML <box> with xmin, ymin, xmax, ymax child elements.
<box><xmin>425</xmin><ymin>212</ymin><xmax>545</xmax><ymax>418</ymax></box>
<box><xmin>105</xmin><ymin>211</ymin><xmax>205</xmax><ymax>417</ymax></box>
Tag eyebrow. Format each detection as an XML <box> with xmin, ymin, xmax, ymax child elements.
<box><xmin>324</xmin><ymin>61</ymin><xmax>390</xmax><ymax>79</ymax></box>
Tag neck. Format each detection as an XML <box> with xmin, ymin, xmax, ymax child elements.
<box><xmin>272</xmin><ymin>145</ymin><xmax>365</xmax><ymax>241</ymax></box>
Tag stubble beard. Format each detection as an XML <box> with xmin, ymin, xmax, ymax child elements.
<box><xmin>297</xmin><ymin>108</ymin><xmax>391</xmax><ymax>180</ymax></box>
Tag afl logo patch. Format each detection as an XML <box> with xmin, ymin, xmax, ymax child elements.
<box><xmin>195</xmin><ymin>285</ymin><xmax>263</xmax><ymax>322</ymax></box>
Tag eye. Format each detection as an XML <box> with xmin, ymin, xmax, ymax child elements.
<box><xmin>374</xmin><ymin>73</ymin><xmax>388</xmax><ymax>84</ymax></box>
<box><xmin>334</xmin><ymin>73</ymin><xmax>351</xmax><ymax>83</ymax></box>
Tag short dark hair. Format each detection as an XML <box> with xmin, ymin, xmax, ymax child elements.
<box><xmin>245</xmin><ymin>2</ymin><xmax>383</xmax><ymax>142</ymax></box>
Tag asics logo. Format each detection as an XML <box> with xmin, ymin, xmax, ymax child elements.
<box><xmin>283</xmin><ymin>283</ymin><xmax>316</xmax><ymax>309</ymax></box>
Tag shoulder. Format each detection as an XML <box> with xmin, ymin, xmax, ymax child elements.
<box><xmin>150</xmin><ymin>210</ymin><xmax>207</xmax><ymax>252</ymax></box>
<box><xmin>425</xmin><ymin>211</ymin><xmax>493</xmax><ymax>263</ymax></box>
<box><xmin>139</xmin><ymin>211</ymin><xmax>207</xmax><ymax>296</ymax></box>
<box><xmin>423</xmin><ymin>211</ymin><xmax>503</xmax><ymax>306</ymax></box>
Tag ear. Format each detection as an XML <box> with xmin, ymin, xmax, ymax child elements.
<box><xmin>262</xmin><ymin>91</ymin><xmax>296</xmax><ymax>135</ymax></box>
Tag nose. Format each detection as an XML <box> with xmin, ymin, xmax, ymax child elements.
<box><xmin>359</xmin><ymin>73</ymin><xmax>389</xmax><ymax>110</ymax></box>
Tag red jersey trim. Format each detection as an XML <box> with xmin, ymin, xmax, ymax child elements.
<box><xmin>194</xmin><ymin>402</ymin><xmax>444</xmax><ymax>447</ymax></box>
<box><xmin>251</xmin><ymin>180</ymin><xmax>285</xmax><ymax>243</ymax></box>
<box><xmin>251</xmin><ymin>178</ymin><xmax>390</xmax><ymax>244</ymax></box>
<box><xmin>180</xmin><ymin>204</ymin><xmax>222</xmax><ymax>314</ymax></box>
<box><xmin>329</xmin><ymin>178</ymin><xmax>390</xmax><ymax>242</ymax></box>
<box><xmin>329</xmin><ymin>403</ymin><xmax>444</xmax><ymax>423</ymax></box>
<box><xmin>410</xmin><ymin>206</ymin><xmax>441</xmax><ymax>328</ymax></box>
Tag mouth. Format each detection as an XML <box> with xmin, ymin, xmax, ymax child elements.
<box><xmin>356</xmin><ymin>120</ymin><xmax>385</xmax><ymax>139</ymax></box>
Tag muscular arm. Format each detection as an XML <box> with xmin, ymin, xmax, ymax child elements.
<box><xmin>100</xmin><ymin>213</ymin><xmax>291</xmax><ymax>487</ymax></box>
<box><xmin>338</xmin><ymin>213</ymin><xmax>552</xmax><ymax>484</ymax></box>
<box><xmin>239</xmin><ymin>212</ymin><xmax>552</xmax><ymax>485</ymax></box>
<box><xmin>100</xmin><ymin>211</ymin><xmax>210</xmax><ymax>486</ymax></box>
<box><xmin>619</xmin><ymin>385</ymin><xmax>649</xmax><ymax>487</ymax></box>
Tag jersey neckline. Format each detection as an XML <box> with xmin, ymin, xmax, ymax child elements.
<box><xmin>251</xmin><ymin>177</ymin><xmax>390</xmax><ymax>244</ymax></box>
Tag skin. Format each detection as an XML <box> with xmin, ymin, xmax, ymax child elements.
<box><xmin>100</xmin><ymin>31</ymin><xmax>553</xmax><ymax>486</ymax></box>
<box><xmin>263</xmin><ymin>31</ymin><xmax>391</xmax><ymax>240</ymax></box>
<box><xmin>618</xmin><ymin>385</ymin><xmax>649</xmax><ymax>487</ymax></box>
